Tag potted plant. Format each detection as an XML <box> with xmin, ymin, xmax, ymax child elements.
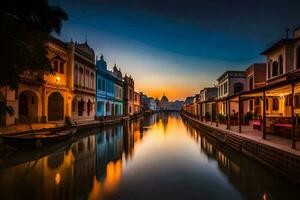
<box><xmin>205</xmin><ymin>112</ymin><xmax>211</xmax><ymax>122</ymax></box>
<box><xmin>245</xmin><ymin>111</ymin><xmax>253</xmax><ymax>126</ymax></box>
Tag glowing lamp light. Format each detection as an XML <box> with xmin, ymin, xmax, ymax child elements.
<box><xmin>55</xmin><ymin>173</ymin><xmax>61</xmax><ymax>185</ymax></box>
<box><xmin>56</xmin><ymin>76</ymin><xmax>60</xmax><ymax>83</ymax></box>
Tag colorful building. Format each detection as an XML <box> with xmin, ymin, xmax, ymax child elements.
<box><xmin>95</xmin><ymin>56</ymin><xmax>123</xmax><ymax>118</ymax></box>
<box><xmin>123</xmin><ymin>75</ymin><xmax>134</xmax><ymax>116</ymax></box>
<box><xmin>133</xmin><ymin>91</ymin><xmax>141</xmax><ymax>114</ymax></box>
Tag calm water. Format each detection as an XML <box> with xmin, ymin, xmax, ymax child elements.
<box><xmin>0</xmin><ymin>112</ymin><xmax>298</xmax><ymax>200</ymax></box>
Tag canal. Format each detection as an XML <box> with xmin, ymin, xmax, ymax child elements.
<box><xmin>0</xmin><ymin>112</ymin><xmax>298</xmax><ymax>200</ymax></box>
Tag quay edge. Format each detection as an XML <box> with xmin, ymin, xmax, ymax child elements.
<box><xmin>181</xmin><ymin>112</ymin><xmax>300</xmax><ymax>184</ymax></box>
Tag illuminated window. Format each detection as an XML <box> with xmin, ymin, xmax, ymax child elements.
<box><xmin>272</xmin><ymin>98</ymin><xmax>279</xmax><ymax>110</ymax></box>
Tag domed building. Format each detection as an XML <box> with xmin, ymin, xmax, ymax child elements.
<box><xmin>160</xmin><ymin>93</ymin><xmax>169</xmax><ymax>110</ymax></box>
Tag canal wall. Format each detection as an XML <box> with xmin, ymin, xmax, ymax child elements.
<box><xmin>181</xmin><ymin>113</ymin><xmax>300</xmax><ymax>184</ymax></box>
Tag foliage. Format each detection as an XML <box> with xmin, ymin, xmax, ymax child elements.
<box><xmin>218</xmin><ymin>113</ymin><xmax>226</xmax><ymax>123</ymax></box>
<box><xmin>246</xmin><ymin>111</ymin><xmax>253</xmax><ymax>121</ymax></box>
<box><xmin>205</xmin><ymin>112</ymin><xmax>211</xmax><ymax>120</ymax></box>
<box><xmin>0</xmin><ymin>0</ymin><xmax>68</xmax><ymax>89</ymax></box>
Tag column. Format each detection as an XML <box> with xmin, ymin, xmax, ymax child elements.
<box><xmin>262</xmin><ymin>91</ymin><xmax>266</xmax><ymax>139</ymax></box>
<box><xmin>216</xmin><ymin>101</ymin><xmax>219</xmax><ymax>127</ymax></box>
<box><xmin>238</xmin><ymin>95</ymin><xmax>242</xmax><ymax>133</ymax></box>
<box><xmin>291</xmin><ymin>83</ymin><xmax>296</xmax><ymax>149</ymax></box>
<box><xmin>200</xmin><ymin>102</ymin><xmax>203</xmax><ymax>122</ymax></box>
<box><xmin>227</xmin><ymin>100</ymin><xmax>231</xmax><ymax>130</ymax></box>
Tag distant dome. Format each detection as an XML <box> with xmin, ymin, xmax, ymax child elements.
<box><xmin>161</xmin><ymin>94</ymin><xmax>169</xmax><ymax>102</ymax></box>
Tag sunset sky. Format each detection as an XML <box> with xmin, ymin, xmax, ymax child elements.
<box><xmin>51</xmin><ymin>0</ymin><xmax>300</xmax><ymax>100</ymax></box>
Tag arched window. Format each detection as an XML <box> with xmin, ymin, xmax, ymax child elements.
<box><xmin>233</xmin><ymin>82</ymin><xmax>244</xmax><ymax>94</ymax></box>
<box><xmin>267</xmin><ymin>61</ymin><xmax>271</xmax><ymax>79</ymax></box>
<box><xmin>278</xmin><ymin>55</ymin><xmax>283</xmax><ymax>74</ymax></box>
<box><xmin>297</xmin><ymin>47</ymin><xmax>300</xmax><ymax>69</ymax></box>
<box><xmin>272</xmin><ymin>61</ymin><xmax>279</xmax><ymax>77</ymax></box>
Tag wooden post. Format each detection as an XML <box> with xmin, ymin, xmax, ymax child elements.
<box><xmin>227</xmin><ymin>100</ymin><xmax>231</xmax><ymax>130</ymax></box>
<box><xmin>291</xmin><ymin>83</ymin><xmax>296</xmax><ymax>149</ymax></box>
<box><xmin>211</xmin><ymin>103</ymin><xmax>213</xmax><ymax>125</ymax></box>
<box><xmin>238</xmin><ymin>95</ymin><xmax>242</xmax><ymax>133</ymax></box>
<box><xmin>262</xmin><ymin>92</ymin><xmax>266</xmax><ymax>139</ymax></box>
<box><xmin>216</xmin><ymin>101</ymin><xmax>219</xmax><ymax>127</ymax></box>
<box><xmin>200</xmin><ymin>102</ymin><xmax>203</xmax><ymax>122</ymax></box>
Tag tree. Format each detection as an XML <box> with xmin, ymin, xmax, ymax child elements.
<box><xmin>0</xmin><ymin>0</ymin><xmax>68</xmax><ymax>89</ymax></box>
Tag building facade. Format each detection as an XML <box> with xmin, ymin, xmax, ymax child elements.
<box><xmin>199</xmin><ymin>87</ymin><xmax>218</xmax><ymax>119</ymax></box>
<box><xmin>133</xmin><ymin>91</ymin><xmax>141</xmax><ymax>114</ymax></box>
<box><xmin>123</xmin><ymin>75</ymin><xmax>134</xmax><ymax>116</ymax></box>
<box><xmin>95</xmin><ymin>56</ymin><xmax>124</xmax><ymax>118</ymax></box>
<box><xmin>245</xmin><ymin>63</ymin><xmax>266</xmax><ymax>117</ymax></box>
<box><xmin>217</xmin><ymin>71</ymin><xmax>246</xmax><ymax>115</ymax></box>
<box><xmin>72</xmin><ymin>41</ymin><xmax>96</xmax><ymax>122</ymax></box>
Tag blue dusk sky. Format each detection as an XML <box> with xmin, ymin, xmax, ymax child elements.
<box><xmin>50</xmin><ymin>0</ymin><xmax>300</xmax><ymax>100</ymax></box>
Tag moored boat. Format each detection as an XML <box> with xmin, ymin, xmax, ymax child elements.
<box><xmin>0</xmin><ymin>126</ymin><xmax>77</xmax><ymax>148</ymax></box>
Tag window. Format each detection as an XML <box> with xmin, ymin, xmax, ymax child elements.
<box><xmin>106</xmin><ymin>101</ymin><xmax>110</xmax><ymax>112</ymax></box>
<box><xmin>224</xmin><ymin>82</ymin><xmax>228</xmax><ymax>94</ymax></box>
<box><xmin>97</xmin><ymin>78</ymin><xmax>101</xmax><ymax>90</ymax></box>
<box><xmin>255</xmin><ymin>98</ymin><xmax>260</xmax><ymax>105</ymax></box>
<box><xmin>278</xmin><ymin>55</ymin><xmax>283</xmax><ymax>74</ymax></box>
<box><xmin>102</xmin><ymin>80</ymin><xmax>105</xmax><ymax>91</ymax></box>
<box><xmin>272</xmin><ymin>98</ymin><xmax>279</xmax><ymax>110</ymax></box>
<box><xmin>249</xmin><ymin>77</ymin><xmax>254</xmax><ymax>90</ymax></box>
<box><xmin>74</xmin><ymin>65</ymin><xmax>78</xmax><ymax>84</ymax></box>
<box><xmin>59</xmin><ymin>62</ymin><xmax>64</xmax><ymax>74</ymax></box>
<box><xmin>78</xmin><ymin>99</ymin><xmax>84</xmax><ymax>116</ymax></box>
<box><xmin>266</xmin><ymin>98</ymin><xmax>269</xmax><ymax>110</ymax></box>
<box><xmin>90</xmin><ymin>73</ymin><xmax>94</xmax><ymax>89</ymax></box>
<box><xmin>267</xmin><ymin>61</ymin><xmax>271</xmax><ymax>79</ymax></box>
<box><xmin>272</xmin><ymin>61</ymin><xmax>279</xmax><ymax>77</ymax></box>
<box><xmin>285</xmin><ymin>95</ymin><xmax>292</xmax><ymax>106</ymax></box>
<box><xmin>79</xmin><ymin>68</ymin><xmax>84</xmax><ymax>86</ymax></box>
<box><xmin>233</xmin><ymin>82</ymin><xmax>243</xmax><ymax>93</ymax></box>
<box><xmin>53</xmin><ymin>60</ymin><xmax>58</xmax><ymax>72</ymax></box>
<box><xmin>297</xmin><ymin>47</ymin><xmax>300</xmax><ymax>69</ymax></box>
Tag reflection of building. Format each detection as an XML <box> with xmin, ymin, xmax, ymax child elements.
<box><xmin>95</xmin><ymin>125</ymin><xmax>123</xmax><ymax>181</ymax></box>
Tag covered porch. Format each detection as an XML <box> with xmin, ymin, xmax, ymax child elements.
<box><xmin>198</xmin><ymin>79</ymin><xmax>300</xmax><ymax>149</ymax></box>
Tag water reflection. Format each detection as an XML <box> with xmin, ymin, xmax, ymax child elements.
<box><xmin>0</xmin><ymin>113</ymin><xmax>298</xmax><ymax>200</ymax></box>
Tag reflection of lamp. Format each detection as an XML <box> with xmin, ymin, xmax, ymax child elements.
<box><xmin>56</xmin><ymin>76</ymin><xmax>60</xmax><ymax>83</ymax></box>
<box><xmin>55</xmin><ymin>173</ymin><xmax>61</xmax><ymax>185</ymax></box>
